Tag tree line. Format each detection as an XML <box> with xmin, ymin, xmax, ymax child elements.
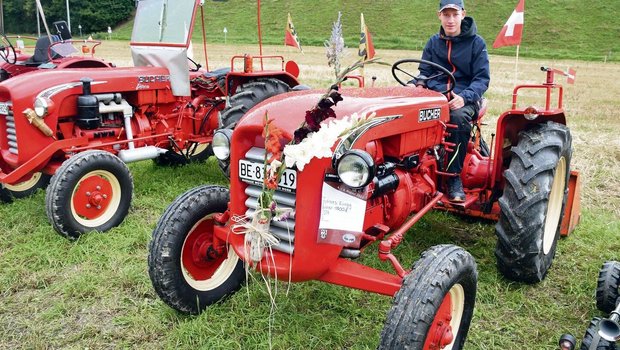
<box><xmin>3</xmin><ymin>0</ymin><xmax>135</xmax><ymax>35</ymax></box>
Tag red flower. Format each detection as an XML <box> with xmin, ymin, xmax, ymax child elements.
<box><xmin>263</xmin><ymin>117</ymin><xmax>284</xmax><ymax>163</ymax></box>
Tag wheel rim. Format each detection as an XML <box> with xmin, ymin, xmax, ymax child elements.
<box><xmin>543</xmin><ymin>157</ymin><xmax>567</xmax><ymax>255</ymax></box>
<box><xmin>4</xmin><ymin>172</ymin><xmax>42</xmax><ymax>192</ymax></box>
<box><xmin>70</xmin><ymin>170</ymin><xmax>122</xmax><ymax>228</ymax></box>
<box><xmin>181</xmin><ymin>215</ymin><xmax>239</xmax><ymax>291</ymax></box>
<box><xmin>424</xmin><ymin>284</ymin><xmax>465</xmax><ymax>350</ymax></box>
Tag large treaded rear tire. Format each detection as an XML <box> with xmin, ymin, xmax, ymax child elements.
<box><xmin>596</xmin><ymin>261</ymin><xmax>620</xmax><ymax>313</ymax></box>
<box><xmin>495</xmin><ymin>121</ymin><xmax>572</xmax><ymax>283</ymax></box>
<box><xmin>217</xmin><ymin>78</ymin><xmax>290</xmax><ymax>177</ymax></box>
<box><xmin>379</xmin><ymin>245</ymin><xmax>477</xmax><ymax>350</ymax></box>
<box><xmin>580</xmin><ymin>317</ymin><xmax>617</xmax><ymax>350</ymax></box>
<box><xmin>148</xmin><ymin>185</ymin><xmax>245</xmax><ymax>315</ymax></box>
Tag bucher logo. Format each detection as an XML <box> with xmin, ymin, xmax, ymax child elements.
<box><xmin>137</xmin><ymin>75</ymin><xmax>171</xmax><ymax>84</ymax></box>
<box><xmin>419</xmin><ymin>108</ymin><xmax>441</xmax><ymax>122</ymax></box>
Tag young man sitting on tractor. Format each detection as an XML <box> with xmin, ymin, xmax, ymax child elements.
<box><xmin>416</xmin><ymin>0</ymin><xmax>490</xmax><ymax>202</ymax></box>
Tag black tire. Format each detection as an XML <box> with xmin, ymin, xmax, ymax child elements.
<box><xmin>148</xmin><ymin>185</ymin><xmax>245</xmax><ymax>315</ymax></box>
<box><xmin>580</xmin><ymin>317</ymin><xmax>617</xmax><ymax>350</ymax></box>
<box><xmin>379</xmin><ymin>245</ymin><xmax>478</xmax><ymax>350</ymax></box>
<box><xmin>45</xmin><ymin>150</ymin><xmax>133</xmax><ymax>240</ymax></box>
<box><xmin>217</xmin><ymin>78</ymin><xmax>290</xmax><ymax>177</ymax></box>
<box><xmin>495</xmin><ymin>121</ymin><xmax>572</xmax><ymax>283</ymax></box>
<box><xmin>154</xmin><ymin>142</ymin><xmax>214</xmax><ymax>166</ymax></box>
<box><xmin>597</xmin><ymin>261</ymin><xmax>620</xmax><ymax>313</ymax></box>
<box><xmin>0</xmin><ymin>172</ymin><xmax>51</xmax><ymax>202</ymax></box>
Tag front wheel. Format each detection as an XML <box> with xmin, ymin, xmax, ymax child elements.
<box><xmin>45</xmin><ymin>150</ymin><xmax>133</xmax><ymax>240</ymax></box>
<box><xmin>148</xmin><ymin>185</ymin><xmax>245</xmax><ymax>315</ymax></box>
<box><xmin>379</xmin><ymin>245</ymin><xmax>477</xmax><ymax>350</ymax></box>
<box><xmin>596</xmin><ymin>261</ymin><xmax>620</xmax><ymax>313</ymax></box>
<box><xmin>495</xmin><ymin>121</ymin><xmax>572</xmax><ymax>283</ymax></box>
<box><xmin>580</xmin><ymin>317</ymin><xmax>618</xmax><ymax>350</ymax></box>
<box><xmin>0</xmin><ymin>172</ymin><xmax>51</xmax><ymax>202</ymax></box>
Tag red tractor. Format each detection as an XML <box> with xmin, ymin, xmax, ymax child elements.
<box><xmin>147</xmin><ymin>59</ymin><xmax>581</xmax><ymax>348</ymax></box>
<box><xmin>0</xmin><ymin>20</ymin><xmax>113</xmax><ymax>80</ymax></box>
<box><xmin>0</xmin><ymin>0</ymin><xmax>300</xmax><ymax>239</ymax></box>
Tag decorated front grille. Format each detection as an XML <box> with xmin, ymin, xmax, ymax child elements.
<box><xmin>241</xmin><ymin>147</ymin><xmax>296</xmax><ymax>255</ymax></box>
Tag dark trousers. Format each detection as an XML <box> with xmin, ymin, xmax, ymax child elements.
<box><xmin>446</xmin><ymin>104</ymin><xmax>477</xmax><ymax>174</ymax></box>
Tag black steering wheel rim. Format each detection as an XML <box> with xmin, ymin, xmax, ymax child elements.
<box><xmin>0</xmin><ymin>33</ymin><xmax>17</xmax><ymax>64</ymax></box>
<box><xmin>392</xmin><ymin>58</ymin><xmax>456</xmax><ymax>95</ymax></box>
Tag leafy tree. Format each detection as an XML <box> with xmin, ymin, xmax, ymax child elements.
<box><xmin>2</xmin><ymin>0</ymin><xmax>134</xmax><ymax>35</ymax></box>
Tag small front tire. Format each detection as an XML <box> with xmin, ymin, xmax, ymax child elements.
<box><xmin>0</xmin><ymin>172</ymin><xmax>51</xmax><ymax>202</ymax></box>
<box><xmin>148</xmin><ymin>185</ymin><xmax>245</xmax><ymax>315</ymax></box>
<box><xmin>379</xmin><ymin>244</ymin><xmax>478</xmax><ymax>350</ymax></box>
<box><xmin>596</xmin><ymin>261</ymin><xmax>620</xmax><ymax>313</ymax></box>
<box><xmin>45</xmin><ymin>150</ymin><xmax>133</xmax><ymax>240</ymax></box>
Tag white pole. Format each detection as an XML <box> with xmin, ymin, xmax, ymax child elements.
<box><xmin>37</xmin><ymin>6</ymin><xmax>41</xmax><ymax>37</ymax></box>
<box><xmin>66</xmin><ymin>0</ymin><xmax>71</xmax><ymax>32</ymax></box>
<box><xmin>514</xmin><ymin>45</ymin><xmax>520</xmax><ymax>86</ymax></box>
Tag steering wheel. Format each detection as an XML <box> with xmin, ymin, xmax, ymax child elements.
<box><xmin>0</xmin><ymin>33</ymin><xmax>17</xmax><ymax>64</ymax></box>
<box><xmin>392</xmin><ymin>58</ymin><xmax>455</xmax><ymax>95</ymax></box>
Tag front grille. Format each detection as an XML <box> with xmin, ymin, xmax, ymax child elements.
<box><xmin>3</xmin><ymin>102</ymin><xmax>17</xmax><ymax>155</ymax></box>
<box><xmin>241</xmin><ymin>147</ymin><xmax>296</xmax><ymax>255</ymax></box>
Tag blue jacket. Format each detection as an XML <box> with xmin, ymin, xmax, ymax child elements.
<box><xmin>420</xmin><ymin>17</ymin><xmax>490</xmax><ymax>104</ymax></box>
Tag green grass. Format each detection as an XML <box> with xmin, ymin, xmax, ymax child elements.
<box><xmin>108</xmin><ymin>0</ymin><xmax>619</xmax><ymax>62</ymax></box>
<box><xmin>0</xmin><ymin>156</ymin><xmax>618</xmax><ymax>348</ymax></box>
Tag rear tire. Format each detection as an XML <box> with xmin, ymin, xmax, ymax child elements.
<box><xmin>45</xmin><ymin>150</ymin><xmax>133</xmax><ymax>240</ymax></box>
<box><xmin>0</xmin><ymin>172</ymin><xmax>51</xmax><ymax>202</ymax></box>
<box><xmin>379</xmin><ymin>245</ymin><xmax>477</xmax><ymax>350</ymax></box>
<box><xmin>596</xmin><ymin>261</ymin><xmax>620</xmax><ymax>313</ymax></box>
<box><xmin>495</xmin><ymin>122</ymin><xmax>572</xmax><ymax>283</ymax></box>
<box><xmin>148</xmin><ymin>185</ymin><xmax>245</xmax><ymax>315</ymax></box>
<box><xmin>218</xmin><ymin>78</ymin><xmax>290</xmax><ymax>177</ymax></box>
<box><xmin>154</xmin><ymin>142</ymin><xmax>213</xmax><ymax>167</ymax></box>
<box><xmin>580</xmin><ymin>317</ymin><xmax>617</xmax><ymax>350</ymax></box>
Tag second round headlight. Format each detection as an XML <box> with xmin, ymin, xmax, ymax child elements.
<box><xmin>212</xmin><ymin>129</ymin><xmax>232</xmax><ymax>161</ymax></box>
<box><xmin>336</xmin><ymin>150</ymin><xmax>375</xmax><ymax>188</ymax></box>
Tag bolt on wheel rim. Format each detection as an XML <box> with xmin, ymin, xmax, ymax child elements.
<box><xmin>424</xmin><ymin>283</ymin><xmax>465</xmax><ymax>350</ymax></box>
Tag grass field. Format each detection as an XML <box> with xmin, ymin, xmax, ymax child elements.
<box><xmin>0</xmin><ymin>41</ymin><xmax>619</xmax><ymax>349</ymax></box>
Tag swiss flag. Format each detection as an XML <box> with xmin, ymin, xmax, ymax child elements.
<box><xmin>493</xmin><ymin>0</ymin><xmax>524</xmax><ymax>49</ymax></box>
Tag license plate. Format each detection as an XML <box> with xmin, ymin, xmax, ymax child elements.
<box><xmin>0</xmin><ymin>103</ymin><xmax>10</xmax><ymax>115</ymax></box>
<box><xmin>239</xmin><ymin>159</ymin><xmax>297</xmax><ymax>192</ymax></box>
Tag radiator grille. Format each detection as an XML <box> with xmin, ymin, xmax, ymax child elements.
<box><xmin>241</xmin><ymin>147</ymin><xmax>296</xmax><ymax>255</ymax></box>
<box><xmin>2</xmin><ymin>102</ymin><xmax>17</xmax><ymax>155</ymax></box>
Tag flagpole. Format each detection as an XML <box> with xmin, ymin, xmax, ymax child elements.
<box><xmin>514</xmin><ymin>45</ymin><xmax>520</xmax><ymax>87</ymax></box>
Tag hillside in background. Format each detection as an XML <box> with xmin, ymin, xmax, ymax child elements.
<box><xmin>111</xmin><ymin>0</ymin><xmax>617</xmax><ymax>62</ymax></box>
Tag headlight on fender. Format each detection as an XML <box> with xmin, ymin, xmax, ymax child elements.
<box><xmin>212</xmin><ymin>129</ymin><xmax>232</xmax><ymax>161</ymax></box>
<box><xmin>336</xmin><ymin>150</ymin><xmax>375</xmax><ymax>188</ymax></box>
<box><xmin>34</xmin><ymin>97</ymin><xmax>53</xmax><ymax>118</ymax></box>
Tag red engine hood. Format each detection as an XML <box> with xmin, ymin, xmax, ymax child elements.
<box><xmin>237</xmin><ymin>86</ymin><xmax>447</xmax><ymax>137</ymax></box>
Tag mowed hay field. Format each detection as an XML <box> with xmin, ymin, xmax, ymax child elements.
<box><xmin>0</xmin><ymin>41</ymin><xmax>619</xmax><ymax>349</ymax></box>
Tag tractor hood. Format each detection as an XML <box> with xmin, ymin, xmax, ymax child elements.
<box><xmin>237</xmin><ymin>86</ymin><xmax>448</xmax><ymax>139</ymax></box>
<box><xmin>0</xmin><ymin>66</ymin><xmax>172</xmax><ymax>98</ymax></box>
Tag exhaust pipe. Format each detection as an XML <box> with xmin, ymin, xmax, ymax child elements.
<box><xmin>118</xmin><ymin>146</ymin><xmax>167</xmax><ymax>163</ymax></box>
<box><xmin>598</xmin><ymin>301</ymin><xmax>620</xmax><ymax>342</ymax></box>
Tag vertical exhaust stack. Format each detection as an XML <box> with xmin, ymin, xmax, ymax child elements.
<box><xmin>76</xmin><ymin>77</ymin><xmax>100</xmax><ymax>129</ymax></box>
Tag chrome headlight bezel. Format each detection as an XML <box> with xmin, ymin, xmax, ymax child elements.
<box><xmin>335</xmin><ymin>150</ymin><xmax>376</xmax><ymax>188</ymax></box>
<box><xmin>34</xmin><ymin>97</ymin><xmax>52</xmax><ymax>118</ymax></box>
<box><xmin>212</xmin><ymin>129</ymin><xmax>232</xmax><ymax>161</ymax></box>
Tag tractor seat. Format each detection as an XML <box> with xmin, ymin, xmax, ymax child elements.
<box><xmin>23</xmin><ymin>35</ymin><xmax>62</xmax><ymax>66</ymax></box>
<box><xmin>475</xmin><ymin>98</ymin><xmax>488</xmax><ymax>122</ymax></box>
<box><xmin>203</xmin><ymin>67</ymin><xmax>230</xmax><ymax>79</ymax></box>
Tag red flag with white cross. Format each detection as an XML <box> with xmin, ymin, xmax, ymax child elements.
<box><xmin>493</xmin><ymin>0</ymin><xmax>524</xmax><ymax>48</ymax></box>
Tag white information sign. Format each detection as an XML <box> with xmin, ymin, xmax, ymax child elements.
<box><xmin>318</xmin><ymin>181</ymin><xmax>367</xmax><ymax>247</ymax></box>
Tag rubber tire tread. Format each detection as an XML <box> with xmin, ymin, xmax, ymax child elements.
<box><xmin>45</xmin><ymin>150</ymin><xmax>133</xmax><ymax>240</ymax></box>
<box><xmin>148</xmin><ymin>185</ymin><xmax>246</xmax><ymax>315</ymax></box>
<box><xmin>495</xmin><ymin>121</ymin><xmax>572</xmax><ymax>283</ymax></box>
<box><xmin>580</xmin><ymin>317</ymin><xmax>617</xmax><ymax>350</ymax></box>
<box><xmin>379</xmin><ymin>244</ymin><xmax>478</xmax><ymax>350</ymax></box>
<box><xmin>154</xmin><ymin>143</ymin><xmax>214</xmax><ymax>167</ymax></box>
<box><xmin>0</xmin><ymin>172</ymin><xmax>51</xmax><ymax>202</ymax></box>
<box><xmin>217</xmin><ymin>78</ymin><xmax>290</xmax><ymax>177</ymax></box>
<box><xmin>596</xmin><ymin>261</ymin><xmax>620</xmax><ymax>313</ymax></box>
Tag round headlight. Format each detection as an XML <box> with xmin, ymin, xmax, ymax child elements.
<box><xmin>34</xmin><ymin>97</ymin><xmax>52</xmax><ymax>118</ymax></box>
<box><xmin>212</xmin><ymin>129</ymin><xmax>232</xmax><ymax>161</ymax></box>
<box><xmin>336</xmin><ymin>150</ymin><xmax>375</xmax><ymax>188</ymax></box>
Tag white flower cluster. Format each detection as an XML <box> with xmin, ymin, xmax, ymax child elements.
<box><xmin>283</xmin><ymin>112</ymin><xmax>374</xmax><ymax>171</ymax></box>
